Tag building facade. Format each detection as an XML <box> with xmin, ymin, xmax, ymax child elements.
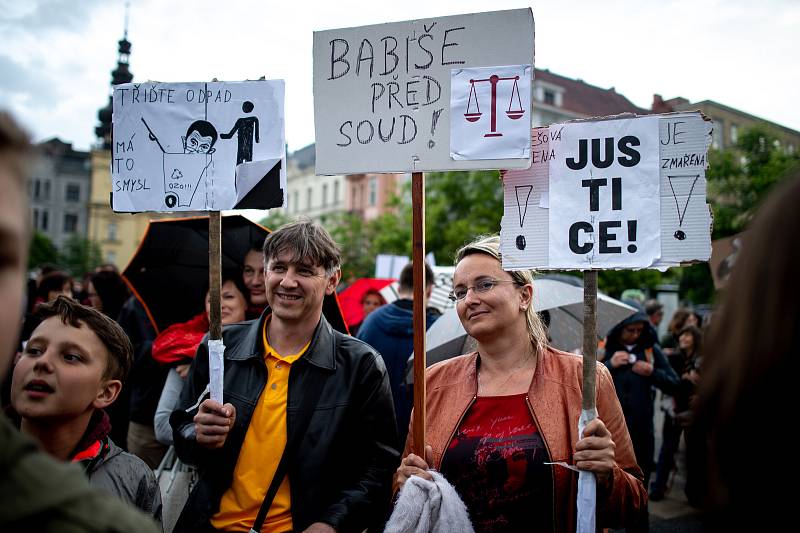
<box><xmin>345</xmin><ymin>172</ymin><xmax>407</xmax><ymax>221</ymax></box>
<box><xmin>281</xmin><ymin>143</ymin><xmax>347</xmax><ymax>220</ymax></box>
<box><xmin>652</xmin><ymin>95</ymin><xmax>800</xmax><ymax>153</ymax></box>
<box><xmin>27</xmin><ymin>139</ymin><xmax>91</xmax><ymax>250</ymax></box>
<box><xmin>533</xmin><ymin>68</ymin><xmax>646</xmax><ymax>126</ymax></box>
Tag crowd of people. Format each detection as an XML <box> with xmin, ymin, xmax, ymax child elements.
<box><xmin>1</xmin><ymin>108</ymin><xmax>798</xmax><ymax>532</ymax></box>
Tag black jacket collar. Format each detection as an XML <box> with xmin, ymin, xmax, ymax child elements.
<box><xmin>223</xmin><ymin>308</ymin><xmax>337</xmax><ymax>371</ymax></box>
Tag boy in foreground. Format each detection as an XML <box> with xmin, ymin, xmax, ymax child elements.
<box><xmin>10</xmin><ymin>296</ymin><xmax>161</xmax><ymax>522</ymax></box>
<box><xmin>0</xmin><ymin>109</ymin><xmax>158</xmax><ymax>531</ymax></box>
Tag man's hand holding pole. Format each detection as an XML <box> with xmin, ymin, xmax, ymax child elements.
<box><xmin>194</xmin><ymin>399</ymin><xmax>236</xmax><ymax>449</ymax></box>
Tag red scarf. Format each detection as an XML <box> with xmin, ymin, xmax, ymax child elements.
<box><xmin>151</xmin><ymin>312</ymin><xmax>209</xmax><ymax>365</ymax></box>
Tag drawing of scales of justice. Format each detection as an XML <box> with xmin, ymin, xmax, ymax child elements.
<box><xmin>141</xmin><ymin>118</ymin><xmax>214</xmax><ymax>209</ymax></box>
<box><xmin>463</xmin><ymin>74</ymin><xmax>525</xmax><ymax>136</ymax></box>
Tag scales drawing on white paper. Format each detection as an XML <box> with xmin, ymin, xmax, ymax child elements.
<box><xmin>451</xmin><ymin>64</ymin><xmax>532</xmax><ymax>160</ymax></box>
<box><xmin>112</xmin><ymin>81</ymin><xmax>286</xmax><ymax>213</ymax></box>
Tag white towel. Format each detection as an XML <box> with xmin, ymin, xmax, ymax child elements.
<box><xmin>385</xmin><ymin>471</ymin><xmax>475</xmax><ymax>533</ymax></box>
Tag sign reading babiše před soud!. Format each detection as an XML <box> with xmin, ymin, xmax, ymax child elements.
<box><xmin>500</xmin><ymin>112</ymin><xmax>713</xmax><ymax>271</ymax></box>
<box><xmin>313</xmin><ymin>8</ymin><xmax>534</xmax><ymax>175</ymax></box>
<box><xmin>111</xmin><ymin>80</ymin><xmax>286</xmax><ymax>213</ymax></box>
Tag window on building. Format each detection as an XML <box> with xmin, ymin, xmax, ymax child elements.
<box><xmin>730</xmin><ymin>124</ymin><xmax>738</xmax><ymax>144</ymax></box>
<box><xmin>293</xmin><ymin>191</ymin><xmax>299</xmax><ymax>213</ymax></box>
<box><xmin>712</xmin><ymin>119</ymin><xmax>724</xmax><ymax>149</ymax></box>
<box><xmin>32</xmin><ymin>209</ymin><xmax>39</xmax><ymax>230</ymax></box>
<box><xmin>107</xmin><ymin>222</ymin><xmax>118</xmax><ymax>241</ymax></box>
<box><xmin>334</xmin><ymin>181</ymin><xmax>340</xmax><ymax>205</ymax></box>
<box><xmin>43</xmin><ymin>181</ymin><xmax>51</xmax><ymax>200</ymax></box>
<box><xmin>105</xmin><ymin>251</ymin><xmax>117</xmax><ymax>265</ymax></box>
<box><xmin>65</xmin><ymin>184</ymin><xmax>80</xmax><ymax>202</ymax></box>
<box><xmin>322</xmin><ymin>183</ymin><xmax>329</xmax><ymax>207</ymax></box>
<box><xmin>41</xmin><ymin>210</ymin><xmax>49</xmax><ymax>232</ymax></box>
<box><xmin>33</xmin><ymin>180</ymin><xmax>41</xmax><ymax>200</ymax></box>
<box><xmin>544</xmin><ymin>90</ymin><xmax>555</xmax><ymax>106</ymax></box>
<box><xmin>369</xmin><ymin>176</ymin><xmax>378</xmax><ymax>206</ymax></box>
<box><xmin>306</xmin><ymin>187</ymin><xmax>312</xmax><ymax>210</ymax></box>
<box><xmin>63</xmin><ymin>213</ymin><xmax>78</xmax><ymax>234</ymax></box>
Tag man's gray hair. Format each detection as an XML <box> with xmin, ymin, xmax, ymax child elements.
<box><xmin>262</xmin><ymin>218</ymin><xmax>341</xmax><ymax>275</ymax></box>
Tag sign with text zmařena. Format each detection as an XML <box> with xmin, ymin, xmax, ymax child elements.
<box><xmin>313</xmin><ymin>8</ymin><xmax>534</xmax><ymax>175</ymax></box>
<box><xmin>111</xmin><ymin>80</ymin><xmax>286</xmax><ymax>213</ymax></box>
<box><xmin>500</xmin><ymin>112</ymin><xmax>713</xmax><ymax>270</ymax></box>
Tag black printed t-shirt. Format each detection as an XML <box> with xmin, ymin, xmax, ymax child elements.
<box><xmin>440</xmin><ymin>393</ymin><xmax>553</xmax><ymax>533</ymax></box>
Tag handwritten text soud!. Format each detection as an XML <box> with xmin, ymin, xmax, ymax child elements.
<box><xmin>326</xmin><ymin>23</ymin><xmax>465</xmax><ymax>147</ymax></box>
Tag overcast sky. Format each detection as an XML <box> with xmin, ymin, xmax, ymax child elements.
<box><xmin>1</xmin><ymin>0</ymin><xmax>798</xmax><ymax>154</ymax></box>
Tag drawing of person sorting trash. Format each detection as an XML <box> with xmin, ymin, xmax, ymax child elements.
<box><xmin>141</xmin><ymin>101</ymin><xmax>260</xmax><ymax>209</ymax></box>
<box><xmin>141</xmin><ymin>117</ymin><xmax>217</xmax><ymax>209</ymax></box>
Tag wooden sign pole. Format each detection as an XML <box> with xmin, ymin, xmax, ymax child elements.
<box><xmin>411</xmin><ymin>172</ymin><xmax>427</xmax><ymax>455</ymax></box>
<box><xmin>581</xmin><ymin>270</ymin><xmax>598</xmax><ymax>411</ymax></box>
<box><xmin>208</xmin><ymin>211</ymin><xmax>222</xmax><ymax>340</ymax></box>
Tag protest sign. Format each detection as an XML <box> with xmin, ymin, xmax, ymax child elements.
<box><xmin>450</xmin><ymin>64</ymin><xmax>532</xmax><ymax>160</ymax></box>
<box><xmin>111</xmin><ymin>80</ymin><xmax>286</xmax><ymax>212</ymax></box>
<box><xmin>500</xmin><ymin>112</ymin><xmax>713</xmax><ymax>270</ymax></box>
<box><xmin>313</xmin><ymin>8</ymin><xmax>534</xmax><ymax>174</ymax></box>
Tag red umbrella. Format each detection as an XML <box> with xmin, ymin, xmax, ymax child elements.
<box><xmin>338</xmin><ymin>278</ymin><xmax>395</xmax><ymax>328</ymax></box>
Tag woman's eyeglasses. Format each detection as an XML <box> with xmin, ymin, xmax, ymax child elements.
<box><xmin>448</xmin><ymin>279</ymin><xmax>521</xmax><ymax>301</ymax></box>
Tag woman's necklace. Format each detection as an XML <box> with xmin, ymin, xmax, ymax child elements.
<box><xmin>478</xmin><ymin>351</ymin><xmax>536</xmax><ymax>396</ymax></box>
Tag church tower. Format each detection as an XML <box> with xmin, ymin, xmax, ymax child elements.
<box><xmin>88</xmin><ymin>8</ymin><xmax>169</xmax><ymax>269</ymax></box>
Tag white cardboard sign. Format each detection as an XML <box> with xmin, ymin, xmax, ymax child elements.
<box><xmin>450</xmin><ymin>64</ymin><xmax>532</xmax><ymax>161</ymax></box>
<box><xmin>313</xmin><ymin>8</ymin><xmax>534</xmax><ymax>175</ymax></box>
<box><xmin>548</xmin><ymin>117</ymin><xmax>660</xmax><ymax>269</ymax></box>
<box><xmin>501</xmin><ymin>112</ymin><xmax>713</xmax><ymax>270</ymax></box>
<box><xmin>111</xmin><ymin>80</ymin><xmax>286</xmax><ymax>212</ymax></box>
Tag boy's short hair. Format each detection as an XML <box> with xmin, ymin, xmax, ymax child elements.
<box><xmin>398</xmin><ymin>262</ymin><xmax>434</xmax><ymax>292</ymax></box>
<box><xmin>34</xmin><ymin>296</ymin><xmax>132</xmax><ymax>382</ymax></box>
<box><xmin>262</xmin><ymin>218</ymin><xmax>341</xmax><ymax>275</ymax></box>
<box><xmin>186</xmin><ymin>120</ymin><xmax>218</xmax><ymax>147</ymax></box>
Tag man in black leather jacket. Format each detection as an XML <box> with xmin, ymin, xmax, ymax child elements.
<box><xmin>170</xmin><ymin>220</ymin><xmax>399</xmax><ymax>533</ymax></box>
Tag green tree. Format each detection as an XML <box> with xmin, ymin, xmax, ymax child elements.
<box><xmin>649</xmin><ymin>124</ymin><xmax>800</xmax><ymax>305</ymax></box>
<box><xmin>258</xmin><ymin>210</ymin><xmax>292</xmax><ymax>231</ymax></box>
<box><xmin>319</xmin><ymin>169</ymin><xmax>504</xmax><ymax>280</ymax></box>
<box><xmin>425</xmin><ymin>170</ymin><xmax>504</xmax><ymax>264</ymax></box>
<box><xmin>597</xmin><ymin>269</ymin><xmax>668</xmax><ymax>300</ymax></box>
<box><xmin>58</xmin><ymin>235</ymin><xmax>102</xmax><ymax>277</ymax></box>
<box><xmin>366</xmin><ymin>170</ymin><xmax>504</xmax><ymax>266</ymax></box>
<box><xmin>708</xmin><ymin>124</ymin><xmax>800</xmax><ymax>238</ymax></box>
<box><xmin>327</xmin><ymin>212</ymin><xmax>380</xmax><ymax>280</ymax></box>
<box><xmin>28</xmin><ymin>231</ymin><xmax>59</xmax><ymax>270</ymax></box>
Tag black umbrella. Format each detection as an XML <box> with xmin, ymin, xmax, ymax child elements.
<box><xmin>122</xmin><ymin>214</ymin><xmax>347</xmax><ymax>334</ymax></box>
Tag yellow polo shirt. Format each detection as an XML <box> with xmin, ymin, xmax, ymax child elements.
<box><xmin>210</xmin><ymin>319</ymin><xmax>309</xmax><ymax>532</ymax></box>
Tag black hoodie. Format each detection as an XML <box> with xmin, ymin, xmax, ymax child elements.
<box><xmin>603</xmin><ymin>311</ymin><xmax>679</xmax><ymax>432</ymax></box>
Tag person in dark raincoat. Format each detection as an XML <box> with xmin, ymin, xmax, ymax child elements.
<box><xmin>603</xmin><ymin>311</ymin><xmax>679</xmax><ymax>488</ymax></box>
